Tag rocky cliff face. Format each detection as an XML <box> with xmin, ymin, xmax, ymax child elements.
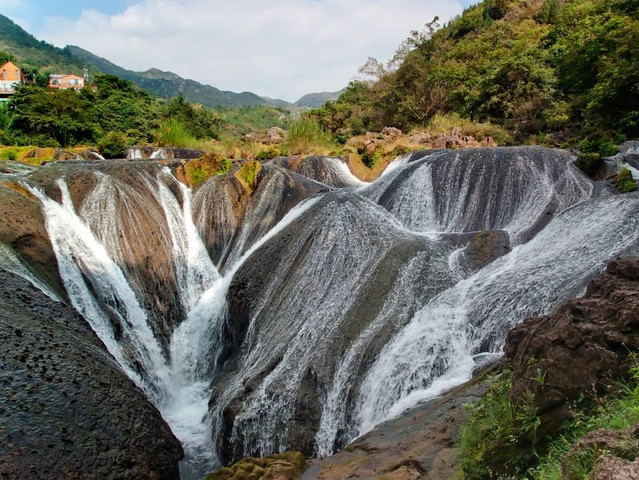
<box><xmin>505</xmin><ymin>256</ymin><xmax>639</xmax><ymax>437</ymax></box>
<box><xmin>0</xmin><ymin>271</ymin><xmax>183</xmax><ymax>479</ymax></box>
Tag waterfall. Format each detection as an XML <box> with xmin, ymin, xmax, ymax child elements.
<box><xmin>12</xmin><ymin>149</ymin><xmax>639</xmax><ymax>472</ymax></box>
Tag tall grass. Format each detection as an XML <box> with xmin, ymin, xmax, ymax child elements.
<box><xmin>283</xmin><ymin>118</ymin><xmax>337</xmax><ymax>155</ymax></box>
<box><xmin>531</xmin><ymin>365</ymin><xmax>639</xmax><ymax>480</ymax></box>
<box><xmin>155</xmin><ymin>118</ymin><xmax>200</xmax><ymax>148</ymax></box>
<box><xmin>459</xmin><ymin>361</ymin><xmax>639</xmax><ymax>480</ymax></box>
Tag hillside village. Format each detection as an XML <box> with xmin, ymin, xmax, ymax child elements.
<box><xmin>0</xmin><ymin>60</ymin><xmax>86</xmax><ymax>101</ymax></box>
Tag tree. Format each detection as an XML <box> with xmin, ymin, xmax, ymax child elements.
<box><xmin>9</xmin><ymin>84</ymin><xmax>99</xmax><ymax>146</ymax></box>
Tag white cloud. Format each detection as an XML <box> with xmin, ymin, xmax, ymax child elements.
<box><xmin>38</xmin><ymin>0</ymin><xmax>465</xmax><ymax>101</ymax></box>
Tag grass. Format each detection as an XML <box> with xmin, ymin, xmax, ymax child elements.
<box><xmin>530</xmin><ymin>367</ymin><xmax>639</xmax><ymax>480</ymax></box>
<box><xmin>426</xmin><ymin>113</ymin><xmax>513</xmax><ymax>146</ymax></box>
<box><xmin>155</xmin><ymin>118</ymin><xmax>200</xmax><ymax>148</ymax></box>
<box><xmin>282</xmin><ymin>118</ymin><xmax>338</xmax><ymax>156</ymax></box>
<box><xmin>458</xmin><ymin>368</ymin><xmax>540</xmax><ymax>479</ymax></box>
<box><xmin>459</xmin><ymin>361</ymin><xmax>639</xmax><ymax>480</ymax></box>
<box><xmin>615</xmin><ymin>167</ymin><xmax>638</xmax><ymax>193</ymax></box>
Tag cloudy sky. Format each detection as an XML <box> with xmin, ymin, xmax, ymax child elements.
<box><xmin>1</xmin><ymin>0</ymin><xmax>476</xmax><ymax>102</ymax></box>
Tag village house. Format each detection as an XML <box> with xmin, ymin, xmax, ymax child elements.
<box><xmin>48</xmin><ymin>74</ymin><xmax>85</xmax><ymax>90</ymax></box>
<box><xmin>0</xmin><ymin>61</ymin><xmax>23</xmax><ymax>98</ymax></box>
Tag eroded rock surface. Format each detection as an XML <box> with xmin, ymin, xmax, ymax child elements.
<box><xmin>301</xmin><ymin>370</ymin><xmax>493</xmax><ymax>479</ymax></box>
<box><xmin>0</xmin><ymin>271</ymin><xmax>183</xmax><ymax>479</ymax></box>
<box><xmin>505</xmin><ymin>256</ymin><xmax>639</xmax><ymax>435</ymax></box>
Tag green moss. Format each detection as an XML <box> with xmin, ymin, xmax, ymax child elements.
<box><xmin>615</xmin><ymin>167</ymin><xmax>638</xmax><ymax>193</ymax></box>
<box><xmin>236</xmin><ymin>160</ymin><xmax>262</xmax><ymax>191</ymax></box>
<box><xmin>217</xmin><ymin>158</ymin><xmax>233</xmax><ymax>175</ymax></box>
<box><xmin>206</xmin><ymin>452</ymin><xmax>307</xmax><ymax>480</ymax></box>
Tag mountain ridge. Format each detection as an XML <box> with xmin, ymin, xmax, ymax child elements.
<box><xmin>0</xmin><ymin>13</ymin><xmax>334</xmax><ymax>109</ymax></box>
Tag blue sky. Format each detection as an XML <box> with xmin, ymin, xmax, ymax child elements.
<box><xmin>1</xmin><ymin>0</ymin><xmax>477</xmax><ymax>101</ymax></box>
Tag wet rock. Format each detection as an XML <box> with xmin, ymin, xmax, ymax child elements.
<box><xmin>213</xmin><ymin>191</ymin><xmax>459</xmax><ymax>464</ymax></box>
<box><xmin>504</xmin><ymin>256</ymin><xmax>639</xmax><ymax>436</ymax></box>
<box><xmin>0</xmin><ymin>271</ymin><xmax>183</xmax><ymax>479</ymax></box>
<box><xmin>301</xmin><ymin>368</ymin><xmax>494</xmax><ymax>479</ymax></box>
<box><xmin>0</xmin><ymin>182</ymin><xmax>65</xmax><ymax>299</ymax></box>
<box><xmin>456</xmin><ymin>230</ymin><xmax>511</xmax><ymax>273</ymax></box>
<box><xmin>126</xmin><ymin>146</ymin><xmax>204</xmax><ymax>160</ymax></box>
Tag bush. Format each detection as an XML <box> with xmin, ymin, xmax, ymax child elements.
<box><xmin>575</xmin><ymin>153</ymin><xmax>602</xmax><ymax>176</ymax></box>
<box><xmin>98</xmin><ymin>131</ymin><xmax>130</xmax><ymax>159</ymax></box>
<box><xmin>360</xmin><ymin>148</ymin><xmax>382</xmax><ymax>168</ymax></box>
<box><xmin>458</xmin><ymin>369</ymin><xmax>540</xmax><ymax>479</ymax></box>
<box><xmin>255</xmin><ymin>146</ymin><xmax>280</xmax><ymax>160</ymax></box>
<box><xmin>284</xmin><ymin>118</ymin><xmax>336</xmax><ymax>155</ymax></box>
<box><xmin>156</xmin><ymin>118</ymin><xmax>198</xmax><ymax>148</ymax></box>
<box><xmin>615</xmin><ymin>167</ymin><xmax>638</xmax><ymax>193</ymax></box>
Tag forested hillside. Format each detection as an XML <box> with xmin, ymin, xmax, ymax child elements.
<box><xmin>0</xmin><ymin>14</ymin><xmax>287</xmax><ymax>108</ymax></box>
<box><xmin>311</xmin><ymin>0</ymin><xmax>639</xmax><ymax>152</ymax></box>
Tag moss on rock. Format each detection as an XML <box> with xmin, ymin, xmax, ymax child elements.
<box><xmin>206</xmin><ymin>452</ymin><xmax>307</xmax><ymax>480</ymax></box>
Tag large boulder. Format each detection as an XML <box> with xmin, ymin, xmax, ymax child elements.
<box><xmin>504</xmin><ymin>256</ymin><xmax>639</xmax><ymax>434</ymax></box>
<box><xmin>0</xmin><ymin>271</ymin><xmax>184</xmax><ymax>479</ymax></box>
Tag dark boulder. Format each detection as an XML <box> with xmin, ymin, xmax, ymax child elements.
<box><xmin>0</xmin><ymin>271</ymin><xmax>183</xmax><ymax>479</ymax></box>
<box><xmin>504</xmin><ymin>256</ymin><xmax>639</xmax><ymax>435</ymax></box>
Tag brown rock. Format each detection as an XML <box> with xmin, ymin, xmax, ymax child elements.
<box><xmin>301</xmin><ymin>369</ymin><xmax>493</xmax><ymax>479</ymax></box>
<box><xmin>504</xmin><ymin>256</ymin><xmax>639</xmax><ymax>435</ymax></box>
<box><xmin>382</xmin><ymin>126</ymin><xmax>403</xmax><ymax>138</ymax></box>
<box><xmin>590</xmin><ymin>455</ymin><xmax>639</xmax><ymax>480</ymax></box>
<box><xmin>563</xmin><ymin>427</ymin><xmax>639</xmax><ymax>479</ymax></box>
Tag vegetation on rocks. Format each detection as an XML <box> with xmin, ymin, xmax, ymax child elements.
<box><xmin>458</xmin><ymin>257</ymin><xmax>639</xmax><ymax>479</ymax></box>
<box><xmin>458</xmin><ymin>369</ymin><xmax>540</xmax><ymax>479</ymax></box>
<box><xmin>616</xmin><ymin>167</ymin><xmax>638</xmax><ymax>193</ymax></box>
<box><xmin>206</xmin><ymin>452</ymin><xmax>307</xmax><ymax>480</ymax></box>
<box><xmin>236</xmin><ymin>161</ymin><xmax>262</xmax><ymax>192</ymax></box>
<box><xmin>460</xmin><ymin>361</ymin><xmax>639</xmax><ymax>479</ymax></box>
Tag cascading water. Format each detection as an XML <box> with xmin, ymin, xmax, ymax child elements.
<box><xmin>9</xmin><ymin>150</ymin><xmax>639</xmax><ymax>475</ymax></box>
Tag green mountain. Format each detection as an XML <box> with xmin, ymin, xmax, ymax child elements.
<box><xmin>66</xmin><ymin>45</ymin><xmax>278</xmax><ymax>108</ymax></box>
<box><xmin>294</xmin><ymin>91</ymin><xmax>342</xmax><ymax>109</ymax></box>
<box><xmin>312</xmin><ymin>0</ymin><xmax>639</xmax><ymax>149</ymax></box>
<box><xmin>0</xmin><ymin>14</ymin><xmax>88</xmax><ymax>76</ymax></box>
<box><xmin>0</xmin><ymin>13</ymin><xmax>294</xmax><ymax>108</ymax></box>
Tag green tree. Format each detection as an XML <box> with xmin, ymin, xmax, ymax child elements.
<box><xmin>9</xmin><ymin>84</ymin><xmax>99</xmax><ymax>146</ymax></box>
<box><xmin>159</xmin><ymin>94</ymin><xmax>221</xmax><ymax>139</ymax></box>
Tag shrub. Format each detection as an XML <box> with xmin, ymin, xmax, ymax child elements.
<box><xmin>458</xmin><ymin>369</ymin><xmax>540</xmax><ymax>479</ymax></box>
<box><xmin>360</xmin><ymin>148</ymin><xmax>382</xmax><ymax>168</ymax></box>
<box><xmin>575</xmin><ymin>153</ymin><xmax>602</xmax><ymax>176</ymax></box>
<box><xmin>98</xmin><ymin>131</ymin><xmax>130</xmax><ymax>159</ymax></box>
<box><xmin>156</xmin><ymin>118</ymin><xmax>198</xmax><ymax>148</ymax></box>
<box><xmin>284</xmin><ymin>118</ymin><xmax>336</xmax><ymax>155</ymax></box>
<box><xmin>255</xmin><ymin>146</ymin><xmax>280</xmax><ymax>161</ymax></box>
<box><xmin>615</xmin><ymin>167</ymin><xmax>638</xmax><ymax>193</ymax></box>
